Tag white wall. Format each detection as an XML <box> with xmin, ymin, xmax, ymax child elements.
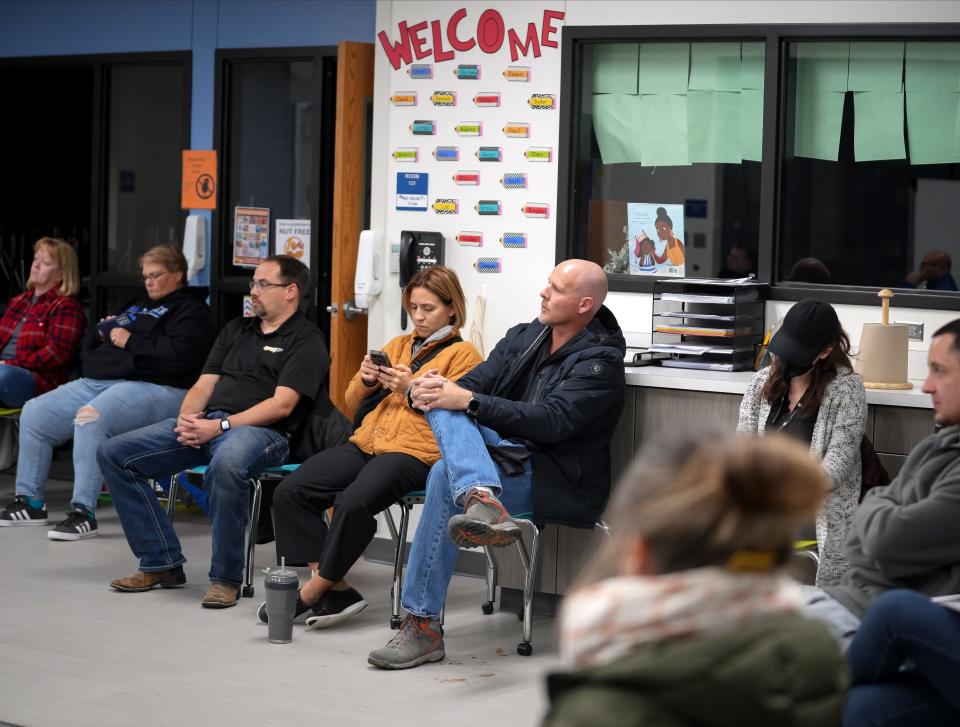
<box><xmin>370</xmin><ymin>0</ymin><xmax>960</xmax><ymax>376</ymax></box>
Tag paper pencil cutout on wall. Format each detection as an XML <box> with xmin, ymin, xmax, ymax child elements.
<box><xmin>500</xmin><ymin>173</ymin><xmax>528</xmax><ymax>189</ymax></box>
<box><xmin>433</xmin><ymin>146</ymin><xmax>460</xmax><ymax>161</ymax></box>
<box><xmin>432</xmin><ymin>198</ymin><xmax>459</xmax><ymax>214</ymax></box>
<box><xmin>504</xmin><ymin>66</ymin><xmax>530</xmax><ymax>82</ymax></box>
<box><xmin>476</xmin><ymin>200</ymin><xmax>502</xmax><ymax>215</ymax></box>
<box><xmin>501</xmin><ymin>232</ymin><xmax>528</xmax><ymax>248</ymax></box>
<box><xmin>455</xmin><ymin>64</ymin><xmax>481</xmax><ymax>80</ymax></box>
<box><xmin>477</xmin><ymin>147</ymin><xmax>502</xmax><ymax>162</ymax></box>
<box><xmin>522</xmin><ymin>203</ymin><xmax>550</xmax><ymax>218</ymax></box>
<box><xmin>430</xmin><ymin>91</ymin><xmax>456</xmax><ymax>106</ymax></box>
<box><xmin>407</xmin><ymin>64</ymin><xmax>433</xmax><ymax>80</ymax></box>
<box><xmin>528</xmin><ymin>94</ymin><xmax>556</xmax><ymax>110</ymax></box>
<box><xmin>391</xmin><ymin>92</ymin><xmax>417</xmax><ymax>106</ymax></box>
<box><xmin>474</xmin><ymin>257</ymin><xmax>502</xmax><ymax>273</ymax></box>
<box><xmin>503</xmin><ymin>123</ymin><xmax>531</xmax><ymax>138</ymax></box>
<box><xmin>453</xmin><ymin>171</ymin><xmax>480</xmax><ymax>185</ymax></box>
<box><xmin>392</xmin><ymin>148</ymin><xmax>419</xmax><ymax>162</ymax></box>
<box><xmin>474</xmin><ymin>93</ymin><xmax>501</xmax><ymax>107</ymax></box>
<box><xmin>456</xmin><ymin>231</ymin><xmax>483</xmax><ymax>246</ymax></box>
<box><xmin>524</xmin><ymin>147</ymin><xmax>552</xmax><ymax>162</ymax></box>
<box><xmin>410</xmin><ymin>120</ymin><xmax>436</xmax><ymax>135</ymax></box>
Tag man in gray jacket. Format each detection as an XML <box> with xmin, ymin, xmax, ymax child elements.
<box><xmin>804</xmin><ymin>318</ymin><xmax>960</xmax><ymax>646</ymax></box>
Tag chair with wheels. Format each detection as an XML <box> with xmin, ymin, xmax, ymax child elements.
<box><xmin>166</xmin><ymin>463</ymin><xmax>300</xmax><ymax>598</ymax></box>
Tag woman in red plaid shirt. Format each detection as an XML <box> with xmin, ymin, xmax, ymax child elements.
<box><xmin>0</xmin><ymin>238</ymin><xmax>84</xmax><ymax>408</ymax></box>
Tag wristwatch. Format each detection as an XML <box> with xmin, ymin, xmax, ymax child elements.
<box><xmin>219</xmin><ymin>418</ymin><xmax>231</xmax><ymax>432</ymax></box>
<box><xmin>466</xmin><ymin>395</ymin><xmax>480</xmax><ymax>418</ymax></box>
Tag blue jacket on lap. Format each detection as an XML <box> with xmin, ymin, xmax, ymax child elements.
<box><xmin>457</xmin><ymin>305</ymin><xmax>626</xmax><ymax>527</ymax></box>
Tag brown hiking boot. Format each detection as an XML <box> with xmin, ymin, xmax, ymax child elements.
<box><xmin>447</xmin><ymin>489</ymin><xmax>521</xmax><ymax>548</ymax></box>
<box><xmin>201</xmin><ymin>581</ymin><xmax>240</xmax><ymax>609</ymax></box>
<box><xmin>110</xmin><ymin>566</ymin><xmax>186</xmax><ymax>592</ymax></box>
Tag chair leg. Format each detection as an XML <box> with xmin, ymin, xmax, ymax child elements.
<box><xmin>514</xmin><ymin>519</ymin><xmax>540</xmax><ymax>656</ymax></box>
<box><xmin>166</xmin><ymin>476</ymin><xmax>179</xmax><ymax>520</ymax></box>
<box><xmin>390</xmin><ymin>504</ymin><xmax>410</xmax><ymax>629</ymax></box>
<box><xmin>242</xmin><ymin>479</ymin><xmax>262</xmax><ymax>599</ymax></box>
<box><xmin>481</xmin><ymin>546</ymin><xmax>497</xmax><ymax>615</ymax></box>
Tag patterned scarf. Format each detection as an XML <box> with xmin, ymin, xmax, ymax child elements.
<box><xmin>560</xmin><ymin>567</ymin><xmax>802</xmax><ymax>668</ymax></box>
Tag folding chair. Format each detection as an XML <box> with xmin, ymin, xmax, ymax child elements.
<box><xmin>166</xmin><ymin>463</ymin><xmax>300</xmax><ymax>598</ymax></box>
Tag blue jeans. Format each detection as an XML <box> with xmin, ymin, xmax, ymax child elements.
<box><xmin>801</xmin><ymin>585</ymin><xmax>863</xmax><ymax>651</ymax></box>
<box><xmin>17</xmin><ymin>378</ymin><xmax>186</xmax><ymax>511</ymax></box>
<box><xmin>844</xmin><ymin>590</ymin><xmax>960</xmax><ymax>727</ymax></box>
<box><xmin>0</xmin><ymin>363</ymin><xmax>36</xmax><ymax>408</ymax></box>
<box><xmin>401</xmin><ymin>408</ymin><xmax>533</xmax><ymax>619</ymax></box>
<box><xmin>97</xmin><ymin>413</ymin><xmax>289</xmax><ymax>586</ymax></box>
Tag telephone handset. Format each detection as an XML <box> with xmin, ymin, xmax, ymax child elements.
<box><xmin>398</xmin><ymin>231</ymin><xmax>444</xmax><ymax>329</ymax></box>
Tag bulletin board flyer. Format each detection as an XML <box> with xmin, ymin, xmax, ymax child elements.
<box><xmin>233</xmin><ymin>206</ymin><xmax>271</xmax><ymax>267</ymax></box>
<box><xmin>627</xmin><ymin>202</ymin><xmax>685</xmax><ymax>277</ymax></box>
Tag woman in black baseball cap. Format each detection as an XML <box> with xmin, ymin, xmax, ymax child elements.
<box><xmin>737</xmin><ymin>299</ymin><xmax>867</xmax><ymax>587</ymax></box>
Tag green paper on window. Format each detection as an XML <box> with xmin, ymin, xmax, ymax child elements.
<box><xmin>905</xmin><ymin>42</ymin><xmax>960</xmax><ymax>93</ymax></box>
<box><xmin>796</xmin><ymin>42</ymin><xmax>850</xmax><ymax>93</ymax></box>
<box><xmin>906</xmin><ymin>92</ymin><xmax>960</xmax><ymax>164</ymax></box>
<box><xmin>689</xmin><ymin>42</ymin><xmax>741</xmax><ymax>92</ymax></box>
<box><xmin>592</xmin><ymin>44</ymin><xmax>639</xmax><ymax>95</ymax></box>
<box><xmin>849</xmin><ymin>42</ymin><xmax>904</xmax><ymax>92</ymax></box>
<box><xmin>638</xmin><ymin>43</ymin><xmax>690</xmax><ymax>94</ymax></box>
<box><xmin>740</xmin><ymin>89</ymin><xmax>764</xmax><ymax>161</ymax></box>
<box><xmin>688</xmin><ymin>91</ymin><xmax>741</xmax><ymax>163</ymax></box>
<box><xmin>741</xmin><ymin>42</ymin><xmax>765</xmax><ymax>90</ymax></box>
<box><xmin>794</xmin><ymin>90</ymin><xmax>845</xmax><ymax>161</ymax></box>
<box><xmin>853</xmin><ymin>92</ymin><xmax>905</xmax><ymax>161</ymax></box>
<box><xmin>592</xmin><ymin>93</ymin><xmax>644</xmax><ymax>165</ymax></box>
<box><xmin>639</xmin><ymin>94</ymin><xmax>689</xmax><ymax>166</ymax></box>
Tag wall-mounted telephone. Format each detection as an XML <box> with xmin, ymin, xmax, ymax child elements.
<box><xmin>399</xmin><ymin>230</ymin><xmax>444</xmax><ymax>329</ymax></box>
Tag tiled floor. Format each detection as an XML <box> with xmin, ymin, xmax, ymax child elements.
<box><xmin>0</xmin><ymin>473</ymin><xmax>560</xmax><ymax>727</ymax></box>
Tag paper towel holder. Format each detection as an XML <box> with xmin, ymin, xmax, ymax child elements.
<box><xmin>856</xmin><ymin>288</ymin><xmax>913</xmax><ymax>390</ymax></box>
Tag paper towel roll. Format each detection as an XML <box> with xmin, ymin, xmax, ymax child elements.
<box><xmin>856</xmin><ymin>323</ymin><xmax>912</xmax><ymax>389</ymax></box>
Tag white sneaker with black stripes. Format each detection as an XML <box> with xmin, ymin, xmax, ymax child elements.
<box><xmin>0</xmin><ymin>495</ymin><xmax>48</xmax><ymax>526</ymax></box>
<box><xmin>48</xmin><ymin>507</ymin><xmax>99</xmax><ymax>540</ymax></box>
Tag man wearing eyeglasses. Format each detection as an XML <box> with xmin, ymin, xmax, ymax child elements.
<box><xmin>100</xmin><ymin>254</ymin><xmax>329</xmax><ymax>609</ymax></box>
<box><xmin>0</xmin><ymin>244</ymin><xmax>214</xmax><ymax>541</ymax></box>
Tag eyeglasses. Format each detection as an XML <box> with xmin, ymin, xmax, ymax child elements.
<box><xmin>142</xmin><ymin>271</ymin><xmax>171</xmax><ymax>283</ymax></box>
<box><xmin>249</xmin><ymin>279</ymin><xmax>293</xmax><ymax>291</ymax></box>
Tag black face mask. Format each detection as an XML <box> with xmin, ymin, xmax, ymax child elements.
<box><xmin>779</xmin><ymin>357</ymin><xmax>813</xmax><ymax>382</ymax></box>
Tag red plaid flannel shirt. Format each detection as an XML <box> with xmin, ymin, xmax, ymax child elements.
<box><xmin>0</xmin><ymin>288</ymin><xmax>86</xmax><ymax>395</ymax></box>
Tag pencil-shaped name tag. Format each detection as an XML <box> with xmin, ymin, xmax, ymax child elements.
<box><xmin>454</xmin><ymin>64</ymin><xmax>481</xmax><ymax>80</ymax></box>
<box><xmin>453</xmin><ymin>171</ymin><xmax>480</xmax><ymax>185</ymax></box>
<box><xmin>456</xmin><ymin>231</ymin><xmax>483</xmax><ymax>246</ymax></box>
<box><xmin>392</xmin><ymin>148</ymin><xmax>419</xmax><ymax>162</ymax></box>
<box><xmin>409</xmin><ymin>120</ymin><xmax>436</xmax><ymax>135</ymax></box>
<box><xmin>500</xmin><ymin>173</ymin><xmax>528</xmax><ymax>189</ymax></box>
<box><xmin>432</xmin><ymin>198</ymin><xmax>459</xmax><ymax>214</ymax></box>
<box><xmin>430</xmin><ymin>90</ymin><xmax>456</xmax><ymax>107</ymax></box>
<box><xmin>501</xmin><ymin>232</ymin><xmax>528</xmax><ymax>248</ymax></box>
<box><xmin>408</xmin><ymin>64</ymin><xmax>433</xmax><ymax>80</ymax></box>
<box><xmin>473</xmin><ymin>92</ymin><xmax>501</xmax><ymax>107</ymax></box>
<box><xmin>391</xmin><ymin>92</ymin><xmax>417</xmax><ymax>106</ymax></box>
<box><xmin>433</xmin><ymin>146</ymin><xmax>460</xmax><ymax>162</ymax></box>
<box><xmin>476</xmin><ymin>147</ymin><xmax>502</xmax><ymax>162</ymax></box>
<box><xmin>454</xmin><ymin>122</ymin><xmax>482</xmax><ymax>137</ymax></box>
<box><xmin>474</xmin><ymin>257</ymin><xmax>502</xmax><ymax>273</ymax></box>
<box><xmin>503</xmin><ymin>66</ymin><xmax>531</xmax><ymax>82</ymax></box>
<box><xmin>522</xmin><ymin>203</ymin><xmax>550</xmax><ymax>218</ymax></box>
<box><xmin>475</xmin><ymin>200</ymin><xmax>502</xmax><ymax>216</ymax></box>
<box><xmin>503</xmin><ymin>123</ymin><xmax>530</xmax><ymax>138</ymax></box>
<box><xmin>524</xmin><ymin>147</ymin><xmax>553</xmax><ymax>162</ymax></box>
<box><xmin>528</xmin><ymin>94</ymin><xmax>556</xmax><ymax>110</ymax></box>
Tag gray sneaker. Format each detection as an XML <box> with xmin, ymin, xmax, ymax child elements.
<box><xmin>447</xmin><ymin>489</ymin><xmax>521</xmax><ymax>548</ymax></box>
<box><xmin>367</xmin><ymin>615</ymin><xmax>445</xmax><ymax>670</ymax></box>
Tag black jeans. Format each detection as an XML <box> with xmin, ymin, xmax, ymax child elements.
<box><xmin>272</xmin><ymin>443</ymin><xmax>429</xmax><ymax>583</ymax></box>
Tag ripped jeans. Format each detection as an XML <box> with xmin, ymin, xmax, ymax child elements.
<box><xmin>16</xmin><ymin>378</ymin><xmax>186</xmax><ymax>511</ymax></box>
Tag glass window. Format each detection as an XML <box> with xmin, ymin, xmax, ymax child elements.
<box><xmin>574</xmin><ymin>41</ymin><xmax>765</xmax><ymax>283</ymax></box>
<box><xmin>104</xmin><ymin>64</ymin><xmax>187</xmax><ymax>273</ymax></box>
<box><xmin>780</xmin><ymin>40</ymin><xmax>960</xmax><ymax>292</ymax></box>
<box><xmin>220</xmin><ymin>59</ymin><xmax>319</xmax><ymax>278</ymax></box>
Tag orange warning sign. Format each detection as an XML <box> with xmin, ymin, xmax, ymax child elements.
<box><xmin>181</xmin><ymin>150</ymin><xmax>217</xmax><ymax>209</ymax></box>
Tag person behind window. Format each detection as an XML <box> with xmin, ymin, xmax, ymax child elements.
<box><xmin>636</xmin><ymin>207</ymin><xmax>685</xmax><ymax>270</ymax></box>
<box><xmin>906</xmin><ymin>250</ymin><xmax>958</xmax><ymax>291</ymax></box>
<box><xmin>718</xmin><ymin>243</ymin><xmax>757</xmax><ymax>279</ymax></box>
<box><xmin>738</xmin><ymin>299</ymin><xmax>867</xmax><ymax>587</ymax></box>
<box><xmin>786</xmin><ymin>257</ymin><xmax>832</xmax><ymax>284</ymax></box>
<box><xmin>0</xmin><ymin>244</ymin><xmax>214</xmax><ymax>541</ymax></box>
<box><xmin>0</xmin><ymin>237</ymin><xmax>84</xmax><ymax>408</ymax></box>
<box><xmin>844</xmin><ymin>589</ymin><xmax>960</xmax><ymax>727</ymax></box>
<box><xmin>261</xmin><ymin>266</ymin><xmax>483</xmax><ymax>629</ymax></box>
<box><xmin>543</xmin><ymin>432</ymin><xmax>846</xmax><ymax>727</ymax></box>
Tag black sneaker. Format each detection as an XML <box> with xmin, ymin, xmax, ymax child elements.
<box><xmin>0</xmin><ymin>496</ymin><xmax>48</xmax><ymax>526</ymax></box>
<box><xmin>48</xmin><ymin>507</ymin><xmax>98</xmax><ymax>541</ymax></box>
<box><xmin>256</xmin><ymin>591</ymin><xmax>313</xmax><ymax>625</ymax></box>
<box><xmin>305</xmin><ymin>587</ymin><xmax>368</xmax><ymax>630</ymax></box>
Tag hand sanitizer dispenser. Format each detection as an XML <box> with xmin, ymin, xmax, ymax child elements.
<box><xmin>353</xmin><ymin>230</ymin><xmax>383</xmax><ymax>310</ymax></box>
<box><xmin>183</xmin><ymin>215</ymin><xmax>206</xmax><ymax>280</ymax></box>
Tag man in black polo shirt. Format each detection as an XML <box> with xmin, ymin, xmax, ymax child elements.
<box><xmin>99</xmin><ymin>255</ymin><xmax>328</xmax><ymax>609</ymax></box>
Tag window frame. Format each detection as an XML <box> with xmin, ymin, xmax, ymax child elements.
<box><xmin>557</xmin><ymin>23</ymin><xmax>960</xmax><ymax>310</ymax></box>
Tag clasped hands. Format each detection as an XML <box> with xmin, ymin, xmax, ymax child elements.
<box><xmin>409</xmin><ymin>370</ymin><xmax>472</xmax><ymax>413</ymax></box>
<box><xmin>175</xmin><ymin>411</ymin><xmax>221</xmax><ymax>448</ymax></box>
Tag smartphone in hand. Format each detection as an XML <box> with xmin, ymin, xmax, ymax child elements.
<box><xmin>369</xmin><ymin>350</ymin><xmax>393</xmax><ymax>368</ymax></box>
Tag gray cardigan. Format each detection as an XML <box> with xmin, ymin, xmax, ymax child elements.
<box><xmin>737</xmin><ymin>366</ymin><xmax>867</xmax><ymax>585</ymax></box>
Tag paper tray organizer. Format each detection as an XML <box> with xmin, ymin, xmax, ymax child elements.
<box><xmin>650</xmin><ymin>279</ymin><xmax>768</xmax><ymax>372</ymax></box>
